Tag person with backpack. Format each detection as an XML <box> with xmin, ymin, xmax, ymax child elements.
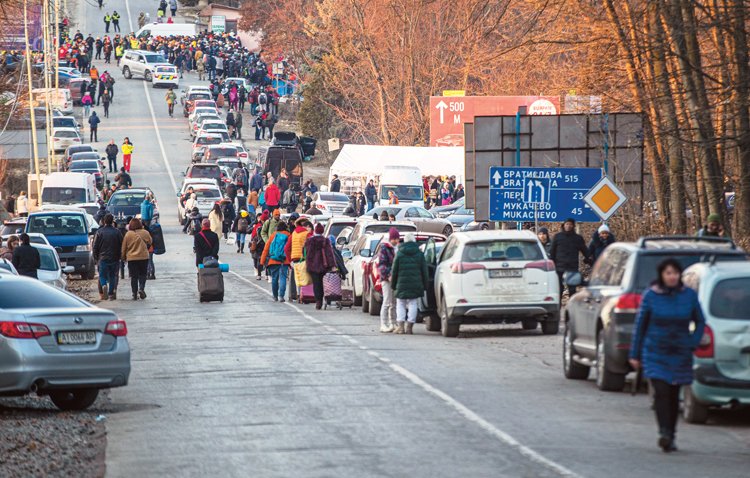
<box><xmin>250</xmin><ymin>210</ymin><xmax>269</xmax><ymax>280</ymax></box>
<box><xmin>183</xmin><ymin>207</ymin><xmax>203</xmax><ymax>235</ymax></box>
<box><xmin>232</xmin><ymin>208</ymin><xmax>252</xmax><ymax>253</ymax></box>
<box><xmin>260</xmin><ymin>221</ymin><xmax>291</xmax><ymax>302</ymax></box>
<box><xmin>304</xmin><ymin>223</ymin><xmax>337</xmax><ymax>310</ymax></box>
<box><xmin>260</xmin><ymin>208</ymin><xmax>281</xmax><ymax>242</ymax></box>
<box><xmin>193</xmin><ymin>218</ymin><xmax>220</xmax><ymax>268</ymax></box>
<box><xmin>220</xmin><ymin>198</ymin><xmax>236</xmax><ymax>240</ymax></box>
<box><xmin>282</xmin><ymin>184</ymin><xmax>298</xmax><ymax>213</ymax></box>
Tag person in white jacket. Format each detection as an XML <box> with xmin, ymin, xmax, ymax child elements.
<box><xmin>16</xmin><ymin>191</ymin><xmax>28</xmax><ymax>217</ymax></box>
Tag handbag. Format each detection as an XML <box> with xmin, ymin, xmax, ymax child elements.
<box><xmin>294</xmin><ymin>261</ymin><xmax>311</xmax><ymax>286</ymax></box>
<box><xmin>226</xmin><ymin>232</ymin><xmax>236</xmax><ymax>246</ymax></box>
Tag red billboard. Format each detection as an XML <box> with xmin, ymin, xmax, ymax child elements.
<box><xmin>429</xmin><ymin>96</ymin><xmax>560</xmax><ymax>147</ymax></box>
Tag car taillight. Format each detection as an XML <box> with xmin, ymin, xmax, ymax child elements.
<box><xmin>0</xmin><ymin>321</ymin><xmax>51</xmax><ymax>339</ymax></box>
<box><xmin>105</xmin><ymin>320</ymin><xmax>128</xmax><ymax>337</ymax></box>
<box><xmin>614</xmin><ymin>293</ymin><xmax>642</xmax><ymax>314</ymax></box>
<box><xmin>450</xmin><ymin>262</ymin><xmax>486</xmax><ymax>274</ymax></box>
<box><xmin>318</xmin><ymin>204</ymin><xmax>327</xmax><ymax>209</ymax></box>
<box><xmin>73</xmin><ymin>138</ymin><xmax>80</xmax><ymax>142</ymax></box>
<box><xmin>525</xmin><ymin>260</ymin><xmax>555</xmax><ymax>271</ymax></box>
<box><xmin>695</xmin><ymin>324</ymin><xmax>714</xmax><ymax>358</ymax></box>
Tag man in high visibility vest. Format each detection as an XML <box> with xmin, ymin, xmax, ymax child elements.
<box><xmin>104</xmin><ymin>13</ymin><xmax>111</xmax><ymax>33</ymax></box>
<box><xmin>112</xmin><ymin>11</ymin><xmax>121</xmax><ymax>32</ymax></box>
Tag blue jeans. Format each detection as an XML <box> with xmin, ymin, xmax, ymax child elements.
<box><xmin>269</xmin><ymin>264</ymin><xmax>288</xmax><ymax>299</ymax></box>
<box><xmin>236</xmin><ymin>232</ymin><xmax>246</xmax><ymax>247</ymax></box>
<box><xmin>99</xmin><ymin>259</ymin><xmax>119</xmax><ymax>294</ymax></box>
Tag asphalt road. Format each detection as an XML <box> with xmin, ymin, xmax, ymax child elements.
<box><xmin>72</xmin><ymin>2</ymin><xmax>750</xmax><ymax>477</ymax></box>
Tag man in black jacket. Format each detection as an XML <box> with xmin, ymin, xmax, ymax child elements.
<box><xmin>105</xmin><ymin>139</ymin><xmax>119</xmax><ymax>173</ymax></box>
<box><xmin>365</xmin><ymin>179</ymin><xmax>377</xmax><ymax>212</ymax></box>
<box><xmin>330</xmin><ymin>174</ymin><xmax>341</xmax><ymax>193</ymax></box>
<box><xmin>550</xmin><ymin>218</ymin><xmax>590</xmax><ymax>299</ymax></box>
<box><xmin>93</xmin><ymin>214</ymin><xmax>123</xmax><ymax>300</ymax></box>
<box><xmin>12</xmin><ymin>234</ymin><xmax>40</xmax><ymax>278</ymax></box>
<box><xmin>194</xmin><ymin>218</ymin><xmax>220</xmax><ymax>267</ymax></box>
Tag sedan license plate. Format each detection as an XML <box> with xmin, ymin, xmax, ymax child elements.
<box><xmin>489</xmin><ymin>269</ymin><xmax>522</xmax><ymax>279</ymax></box>
<box><xmin>57</xmin><ymin>331</ymin><xmax>96</xmax><ymax>345</ymax></box>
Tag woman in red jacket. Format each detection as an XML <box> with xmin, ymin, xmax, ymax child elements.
<box><xmin>264</xmin><ymin>178</ymin><xmax>281</xmax><ymax>213</ymax></box>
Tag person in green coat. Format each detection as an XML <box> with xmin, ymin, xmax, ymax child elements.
<box><xmin>391</xmin><ymin>232</ymin><xmax>428</xmax><ymax>335</ymax></box>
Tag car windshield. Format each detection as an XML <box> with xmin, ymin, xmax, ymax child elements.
<box><xmin>635</xmin><ymin>253</ymin><xmax>747</xmax><ymax>290</ymax></box>
<box><xmin>53</xmin><ymin>118</ymin><xmax>75</xmax><ymax>127</ymax></box>
<box><xmin>144</xmin><ymin>54</ymin><xmax>166</xmax><ymax>63</ymax></box>
<box><xmin>27</xmin><ymin>214</ymin><xmax>87</xmax><ymax>235</ymax></box>
<box><xmin>37</xmin><ymin>248</ymin><xmax>58</xmax><ymax>271</ymax></box>
<box><xmin>109</xmin><ymin>192</ymin><xmax>145</xmax><ymax>206</ymax></box>
<box><xmin>462</xmin><ymin>240</ymin><xmax>543</xmax><ymax>262</ymax></box>
<box><xmin>0</xmin><ymin>279</ymin><xmax>84</xmax><ymax>308</ymax></box>
<box><xmin>195</xmin><ymin>188</ymin><xmax>221</xmax><ymax>199</ymax></box>
<box><xmin>318</xmin><ymin>193</ymin><xmax>349</xmax><ymax>202</ymax></box>
<box><xmin>191</xmin><ymin>167</ymin><xmax>220</xmax><ymax>178</ymax></box>
<box><xmin>156</xmin><ymin>66</ymin><xmax>175</xmax><ymax>73</ymax></box>
<box><xmin>369</xmin><ymin>207</ymin><xmax>402</xmax><ymax>217</ymax></box>
<box><xmin>41</xmin><ymin>187</ymin><xmax>86</xmax><ymax>204</ymax></box>
<box><xmin>70</xmin><ymin>161</ymin><xmax>99</xmax><ymax>171</ymax></box>
<box><xmin>56</xmin><ymin>130</ymin><xmax>79</xmax><ymax>138</ymax></box>
<box><xmin>381</xmin><ymin>185</ymin><xmax>423</xmax><ymax>201</ymax></box>
<box><xmin>710</xmin><ymin>278</ymin><xmax>750</xmax><ymax>320</ymax></box>
<box><xmin>1</xmin><ymin>224</ymin><xmax>25</xmax><ymax>235</ymax></box>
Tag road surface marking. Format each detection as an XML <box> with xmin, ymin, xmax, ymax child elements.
<box><xmin>229</xmin><ymin>271</ymin><xmax>580</xmax><ymax>478</ymax></box>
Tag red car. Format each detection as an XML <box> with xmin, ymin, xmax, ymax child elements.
<box><xmin>361</xmin><ymin>232</ymin><xmax>448</xmax><ymax>316</ymax></box>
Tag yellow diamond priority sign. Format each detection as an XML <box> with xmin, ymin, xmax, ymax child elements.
<box><xmin>583</xmin><ymin>176</ymin><xmax>627</xmax><ymax>221</ymax></box>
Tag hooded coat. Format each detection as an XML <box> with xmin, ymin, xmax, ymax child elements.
<box><xmin>304</xmin><ymin>234</ymin><xmax>335</xmax><ymax>274</ymax></box>
<box><xmin>390</xmin><ymin>241</ymin><xmax>428</xmax><ymax>299</ymax></box>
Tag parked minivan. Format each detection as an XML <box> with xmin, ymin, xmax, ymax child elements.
<box><xmin>377</xmin><ymin>165</ymin><xmax>424</xmax><ymax>207</ymax></box>
<box><xmin>40</xmin><ymin>172</ymin><xmax>98</xmax><ymax>206</ymax></box>
<box><xmin>26</xmin><ymin>210</ymin><xmax>97</xmax><ymax>279</ymax></box>
<box><xmin>257</xmin><ymin>132</ymin><xmax>316</xmax><ymax>187</ymax></box>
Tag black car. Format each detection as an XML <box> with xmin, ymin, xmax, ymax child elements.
<box><xmin>107</xmin><ymin>188</ymin><xmax>157</xmax><ymax>225</ymax></box>
<box><xmin>69</xmin><ymin>160</ymin><xmax>105</xmax><ymax>189</ymax></box>
<box><xmin>563</xmin><ymin>236</ymin><xmax>748</xmax><ymax>391</ymax></box>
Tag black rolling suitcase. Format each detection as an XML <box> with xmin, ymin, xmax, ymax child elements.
<box><xmin>198</xmin><ymin>267</ymin><xmax>224</xmax><ymax>302</ymax></box>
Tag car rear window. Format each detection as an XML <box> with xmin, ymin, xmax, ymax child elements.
<box><xmin>196</xmin><ymin>136</ymin><xmax>222</xmax><ymax>145</ymax></box>
<box><xmin>189</xmin><ymin>93</ymin><xmax>211</xmax><ymax>100</ymax></box>
<box><xmin>462</xmin><ymin>240</ymin><xmax>543</xmax><ymax>262</ymax></box>
<box><xmin>364</xmin><ymin>223</ymin><xmax>416</xmax><ymax>234</ymax></box>
<box><xmin>27</xmin><ymin>214</ymin><xmax>87</xmax><ymax>235</ymax></box>
<box><xmin>156</xmin><ymin>66</ymin><xmax>175</xmax><ymax>73</ymax></box>
<box><xmin>191</xmin><ymin>166</ymin><xmax>220</xmax><ymax>178</ymax></box>
<box><xmin>70</xmin><ymin>161</ymin><xmax>99</xmax><ymax>171</ymax></box>
<box><xmin>318</xmin><ymin>193</ymin><xmax>349</xmax><ymax>202</ymax></box>
<box><xmin>0</xmin><ymin>279</ymin><xmax>84</xmax><ymax>309</ymax></box>
<box><xmin>327</xmin><ymin>222</ymin><xmax>356</xmax><ymax>238</ymax></box>
<box><xmin>209</xmin><ymin>147</ymin><xmax>237</xmax><ymax>157</ymax></box>
<box><xmin>710</xmin><ymin>278</ymin><xmax>750</xmax><ymax>320</ymax></box>
<box><xmin>195</xmin><ymin>188</ymin><xmax>221</xmax><ymax>199</ymax></box>
<box><xmin>56</xmin><ymin>130</ymin><xmax>79</xmax><ymax>138</ymax></box>
<box><xmin>369</xmin><ymin>207</ymin><xmax>401</xmax><ymax>217</ymax></box>
<box><xmin>635</xmin><ymin>253</ymin><xmax>747</xmax><ymax>290</ymax></box>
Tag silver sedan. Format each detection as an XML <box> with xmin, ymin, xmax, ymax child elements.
<box><xmin>0</xmin><ymin>274</ymin><xmax>130</xmax><ymax>410</ymax></box>
<box><xmin>366</xmin><ymin>205</ymin><xmax>454</xmax><ymax>236</ymax></box>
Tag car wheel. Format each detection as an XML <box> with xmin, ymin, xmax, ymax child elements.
<box><xmin>123</xmin><ymin>66</ymin><xmax>132</xmax><ymax>79</ymax></box>
<box><xmin>368</xmin><ymin>285</ymin><xmax>381</xmax><ymax>316</ymax></box>
<box><xmin>442</xmin><ymin>225</ymin><xmax>452</xmax><ymax>236</ymax></box>
<box><xmin>541</xmin><ymin>314</ymin><xmax>560</xmax><ymax>335</ymax></box>
<box><xmin>683</xmin><ymin>386</ymin><xmax>710</xmax><ymax>424</ymax></box>
<box><xmin>595</xmin><ymin>330</ymin><xmax>626</xmax><ymax>391</ymax></box>
<box><xmin>522</xmin><ymin>319</ymin><xmax>537</xmax><ymax>330</ymax></box>
<box><xmin>352</xmin><ymin>281</ymin><xmax>362</xmax><ymax>307</ymax></box>
<box><xmin>439</xmin><ymin>294</ymin><xmax>459</xmax><ymax>337</ymax></box>
<box><xmin>144</xmin><ymin>70</ymin><xmax>153</xmax><ymax>82</ymax></box>
<box><xmin>49</xmin><ymin>388</ymin><xmax>99</xmax><ymax>411</ymax></box>
<box><xmin>424</xmin><ymin>314</ymin><xmax>441</xmax><ymax>332</ymax></box>
<box><xmin>83</xmin><ymin>266</ymin><xmax>96</xmax><ymax>280</ymax></box>
<box><xmin>563</xmin><ymin>324</ymin><xmax>590</xmax><ymax>380</ymax></box>
<box><xmin>361</xmin><ymin>283</ymin><xmax>370</xmax><ymax>313</ymax></box>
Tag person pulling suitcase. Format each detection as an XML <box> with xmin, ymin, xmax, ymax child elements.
<box><xmin>194</xmin><ymin>219</ymin><xmax>223</xmax><ymax>302</ymax></box>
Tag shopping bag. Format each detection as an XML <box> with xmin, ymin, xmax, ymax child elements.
<box><xmin>294</xmin><ymin>261</ymin><xmax>311</xmax><ymax>286</ymax></box>
<box><xmin>226</xmin><ymin>232</ymin><xmax>236</xmax><ymax>246</ymax></box>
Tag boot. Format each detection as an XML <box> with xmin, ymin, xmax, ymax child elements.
<box><xmin>315</xmin><ymin>301</ymin><xmax>322</xmax><ymax>310</ymax></box>
<box><xmin>394</xmin><ymin>322</ymin><xmax>405</xmax><ymax>334</ymax></box>
<box><xmin>405</xmin><ymin>322</ymin><xmax>414</xmax><ymax>335</ymax></box>
<box><xmin>98</xmin><ymin>283</ymin><xmax>107</xmax><ymax>300</ymax></box>
<box><xmin>379</xmin><ymin>324</ymin><xmax>393</xmax><ymax>333</ymax></box>
<box><xmin>138</xmin><ymin>289</ymin><xmax>147</xmax><ymax>300</ymax></box>
<box><xmin>109</xmin><ymin>291</ymin><xmax>117</xmax><ymax>300</ymax></box>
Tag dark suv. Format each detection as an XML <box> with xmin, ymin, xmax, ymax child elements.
<box><xmin>563</xmin><ymin>236</ymin><xmax>747</xmax><ymax>391</ymax></box>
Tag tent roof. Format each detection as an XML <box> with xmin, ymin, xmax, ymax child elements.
<box><xmin>330</xmin><ymin>145</ymin><xmax>464</xmax><ymax>178</ymax></box>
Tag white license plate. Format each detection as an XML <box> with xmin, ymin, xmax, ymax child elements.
<box><xmin>489</xmin><ymin>269</ymin><xmax>523</xmax><ymax>278</ymax></box>
<box><xmin>58</xmin><ymin>331</ymin><xmax>97</xmax><ymax>345</ymax></box>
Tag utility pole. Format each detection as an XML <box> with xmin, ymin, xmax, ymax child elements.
<box><xmin>43</xmin><ymin>0</ymin><xmax>53</xmax><ymax>174</ymax></box>
<box><xmin>24</xmin><ymin>0</ymin><xmax>43</xmax><ymax>207</ymax></box>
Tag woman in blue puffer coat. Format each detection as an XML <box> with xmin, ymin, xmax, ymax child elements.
<box><xmin>629</xmin><ymin>258</ymin><xmax>705</xmax><ymax>453</ymax></box>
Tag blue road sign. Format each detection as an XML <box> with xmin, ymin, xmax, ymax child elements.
<box><xmin>489</xmin><ymin>167</ymin><xmax>603</xmax><ymax>222</ymax></box>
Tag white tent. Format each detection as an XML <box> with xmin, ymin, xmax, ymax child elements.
<box><xmin>328</xmin><ymin>145</ymin><xmax>465</xmax><ymax>186</ymax></box>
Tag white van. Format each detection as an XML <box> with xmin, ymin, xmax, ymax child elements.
<box><xmin>31</xmin><ymin>88</ymin><xmax>73</xmax><ymax>115</ymax></box>
<box><xmin>40</xmin><ymin>172</ymin><xmax>98</xmax><ymax>206</ymax></box>
<box><xmin>136</xmin><ymin>22</ymin><xmax>197</xmax><ymax>38</ymax></box>
<box><xmin>377</xmin><ymin>166</ymin><xmax>424</xmax><ymax>207</ymax></box>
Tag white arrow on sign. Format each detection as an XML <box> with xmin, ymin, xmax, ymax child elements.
<box><xmin>492</xmin><ymin>170</ymin><xmax>501</xmax><ymax>185</ymax></box>
<box><xmin>435</xmin><ymin>100</ymin><xmax>448</xmax><ymax>124</ymax></box>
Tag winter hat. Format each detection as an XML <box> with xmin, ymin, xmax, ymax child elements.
<box><xmin>314</xmin><ymin>223</ymin><xmax>325</xmax><ymax>235</ymax></box>
<box><xmin>201</xmin><ymin>218</ymin><xmax>211</xmax><ymax>229</ymax></box>
<box><xmin>538</xmin><ymin>227</ymin><xmax>549</xmax><ymax>235</ymax></box>
<box><xmin>404</xmin><ymin>232</ymin><xmax>416</xmax><ymax>243</ymax></box>
<box><xmin>289</xmin><ymin>212</ymin><xmax>300</xmax><ymax>221</ymax></box>
<box><xmin>598</xmin><ymin>224</ymin><xmax>610</xmax><ymax>234</ymax></box>
<box><xmin>707</xmin><ymin>213</ymin><xmax>721</xmax><ymax>223</ymax></box>
<box><xmin>261</xmin><ymin>210</ymin><xmax>269</xmax><ymax>220</ymax></box>
<box><xmin>273</xmin><ymin>209</ymin><xmax>281</xmax><ymax>217</ymax></box>
<box><xmin>240</xmin><ymin>210</ymin><xmax>249</xmax><ymax>217</ymax></box>
<box><xmin>564</xmin><ymin>218</ymin><xmax>576</xmax><ymax>226</ymax></box>
<box><xmin>389</xmin><ymin>227</ymin><xmax>400</xmax><ymax>241</ymax></box>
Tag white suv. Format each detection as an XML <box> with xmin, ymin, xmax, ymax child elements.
<box><xmin>121</xmin><ymin>50</ymin><xmax>169</xmax><ymax>82</ymax></box>
<box><xmin>431</xmin><ymin>230</ymin><xmax>560</xmax><ymax>337</ymax></box>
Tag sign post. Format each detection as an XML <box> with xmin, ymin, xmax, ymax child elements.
<box><xmin>211</xmin><ymin>15</ymin><xmax>226</xmax><ymax>34</ymax></box>
<box><xmin>488</xmin><ymin>167</ymin><xmax>603</xmax><ymax>223</ymax></box>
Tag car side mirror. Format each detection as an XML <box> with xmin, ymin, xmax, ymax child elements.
<box><xmin>360</xmin><ymin>249</ymin><xmax>371</xmax><ymax>258</ymax></box>
<box><xmin>62</xmin><ymin>265</ymin><xmax>75</xmax><ymax>274</ymax></box>
<box><xmin>336</xmin><ymin>236</ymin><xmax>347</xmax><ymax>245</ymax></box>
<box><xmin>342</xmin><ymin>249</ymin><xmax>352</xmax><ymax>259</ymax></box>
